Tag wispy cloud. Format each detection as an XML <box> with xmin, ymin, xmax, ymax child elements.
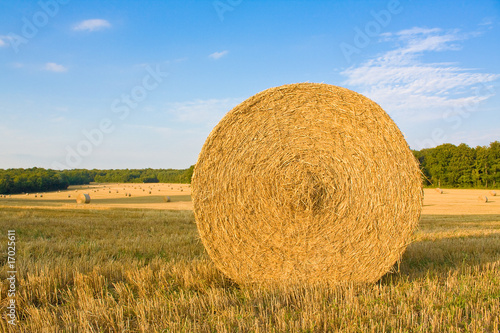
<box><xmin>44</xmin><ymin>62</ymin><xmax>68</xmax><ymax>73</ymax></box>
<box><xmin>168</xmin><ymin>98</ymin><xmax>242</xmax><ymax>126</ymax></box>
<box><xmin>9</xmin><ymin>62</ymin><xmax>24</xmax><ymax>69</ymax></box>
<box><xmin>209</xmin><ymin>50</ymin><xmax>229</xmax><ymax>60</ymax></box>
<box><xmin>341</xmin><ymin>27</ymin><xmax>499</xmax><ymax>122</ymax></box>
<box><xmin>0</xmin><ymin>35</ymin><xmax>11</xmax><ymax>47</ymax></box>
<box><xmin>478</xmin><ymin>17</ymin><xmax>494</xmax><ymax>27</ymax></box>
<box><xmin>73</xmin><ymin>19</ymin><xmax>111</xmax><ymax>32</ymax></box>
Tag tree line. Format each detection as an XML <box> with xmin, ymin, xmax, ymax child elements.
<box><xmin>414</xmin><ymin>141</ymin><xmax>499</xmax><ymax>188</ymax></box>
<box><xmin>0</xmin><ymin>166</ymin><xmax>194</xmax><ymax>194</ymax></box>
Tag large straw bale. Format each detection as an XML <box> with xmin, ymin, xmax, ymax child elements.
<box><xmin>192</xmin><ymin>83</ymin><xmax>423</xmax><ymax>285</ymax></box>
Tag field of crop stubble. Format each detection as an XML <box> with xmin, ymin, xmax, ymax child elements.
<box><xmin>0</xmin><ymin>185</ymin><xmax>499</xmax><ymax>332</ymax></box>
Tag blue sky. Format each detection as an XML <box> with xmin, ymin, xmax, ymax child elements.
<box><xmin>0</xmin><ymin>0</ymin><xmax>499</xmax><ymax>169</ymax></box>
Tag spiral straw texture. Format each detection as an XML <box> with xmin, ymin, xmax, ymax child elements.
<box><xmin>192</xmin><ymin>83</ymin><xmax>423</xmax><ymax>285</ymax></box>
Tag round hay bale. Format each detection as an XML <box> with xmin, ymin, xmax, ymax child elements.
<box><xmin>435</xmin><ymin>188</ymin><xmax>443</xmax><ymax>194</ymax></box>
<box><xmin>192</xmin><ymin>83</ymin><xmax>423</xmax><ymax>285</ymax></box>
<box><xmin>490</xmin><ymin>190</ymin><xmax>497</xmax><ymax>196</ymax></box>
<box><xmin>163</xmin><ymin>196</ymin><xmax>171</xmax><ymax>202</ymax></box>
<box><xmin>76</xmin><ymin>193</ymin><xmax>91</xmax><ymax>204</ymax></box>
<box><xmin>478</xmin><ymin>195</ymin><xmax>488</xmax><ymax>203</ymax></box>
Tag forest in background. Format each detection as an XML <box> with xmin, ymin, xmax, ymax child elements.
<box><xmin>0</xmin><ymin>141</ymin><xmax>499</xmax><ymax>194</ymax></box>
<box><xmin>0</xmin><ymin>166</ymin><xmax>194</xmax><ymax>194</ymax></box>
<box><xmin>414</xmin><ymin>141</ymin><xmax>499</xmax><ymax>188</ymax></box>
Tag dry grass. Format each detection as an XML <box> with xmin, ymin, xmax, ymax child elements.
<box><xmin>0</xmin><ymin>183</ymin><xmax>193</xmax><ymax>211</ymax></box>
<box><xmin>0</xmin><ymin>205</ymin><xmax>499</xmax><ymax>332</ymax></box>
<box><xmin>192</xmin><ymin>83</ymin><xmax>423</xmax><ymax>285</ymax></box>
<box><xmin>423</xmin><ymin>188</ymin><xmax>500</xmax><ymax>215</ymax></box>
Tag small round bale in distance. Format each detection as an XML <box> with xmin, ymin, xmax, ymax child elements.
<box><xmin>192</xmin><ymin>83</ymin><xmax>423</xmax><ymax>285</ymax></box>
<box><xmin>76</xmin><ymin>193</ymin><xmax>91</xmax><ymax>204</ymax></box>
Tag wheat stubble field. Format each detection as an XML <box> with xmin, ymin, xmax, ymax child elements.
<box><xmin>0</xmin><ymin>186</ymin><xmax>499</xmax><ymax>332</ymax></box>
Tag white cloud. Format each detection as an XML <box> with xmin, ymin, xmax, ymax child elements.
<box><xmin>44</xmin><ymin>62</ymin><xmax>68</xmax><ymax>73</ymax></box>
<box><xmin>209</xmin><ymin>50</ymin><xmax>229</xmax><ymax>60</ymax></box>
<box><xmin>73</xmin><ymin>19</ymin><xmax>111</xmax><ymax>32</ymax></box>
<box><xmin>341</xmin><ymin>27</ymin><xmax>499</xmax><ymax>122</ymax></box>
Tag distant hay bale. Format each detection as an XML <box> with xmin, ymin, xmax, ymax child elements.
<box><xmin>490</xmin><ymin>190</ymin><xmax>497</xmax><ymax>196</ymax></box>
<box><xmin>76</xmin><ymin>193</ymin><xmax>91</xmax><ymax>204</ymax></box>
<box><xmin>128</xmin><ymin>193</ymin><xmax>132</xmax><ymax>197</ymax></box>
<box><xmin>68</xmin><ymin>195</ymin><xmax>71</xmax><ymax>198</ymax></box>
<box><xmin>478</xmin><ymin>195</ymin><xmax>488</xmax><ymax>203</ymax></box>
<box><xmin>435</xmin><ymin>188</ymin><xmax>443</xmax><ymax>194</ymax></box>
<box><xmin>163</xmin><ymin>196</ymin><xmax>171</xmax><ymax>202</ymax></box>
<box><xmin>149</xmin><ymin>191</ymin><xmax>151</xmax><ymax>194</ymax></box>
<box><xmin>192</xmin><ymin>83</ymin><xmax>423</xmax><ymax>285</ymax></box>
